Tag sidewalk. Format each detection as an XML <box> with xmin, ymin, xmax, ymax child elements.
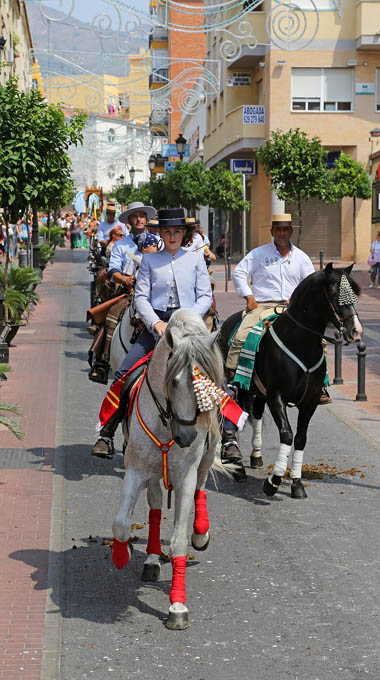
<box><xmin>213</xmin><ymin>259</ymin><xmax>380</xmax><ymax>452</ymax></box>
<box><xmin>0</xmin><ymin>249</ymin><xmax>72</xmax><ymax>680</ymax></box>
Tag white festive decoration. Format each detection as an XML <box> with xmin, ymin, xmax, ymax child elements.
<box><xmin>338</xmin><ymin>275</ymin><xmax>358</xmax><ymax>307</ymax></box>
<box><xmin>192</xmin><ymin>364</ymin><xmax>225</xmax><ymax>413</ymax></box>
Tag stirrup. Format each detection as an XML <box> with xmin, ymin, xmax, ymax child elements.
<box><xmin>89</xmin><ymin>362</ymin><xmax>109</xmax><ymax>384</ymax></box>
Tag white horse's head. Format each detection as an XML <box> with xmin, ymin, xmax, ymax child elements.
<box><xmin>161</xmin><ymin>310</ymin><xmax>223</xmax><ymax>448</ymax></box>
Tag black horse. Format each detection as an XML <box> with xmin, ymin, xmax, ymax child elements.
<box><xmin>218</xmin><ymin>264</ymin><xmax>362</xmax><ymax>499</ymax></box>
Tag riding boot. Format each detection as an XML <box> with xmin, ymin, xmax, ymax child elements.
<box><xmin>221</xmin><ymin>429</ymin><xmax>247</xmax><ymax>482</ymax></box>
<box><xmin>91</xmin><ymin>381</ymin><xmax>129</xmax><ymax>458</ymax></box>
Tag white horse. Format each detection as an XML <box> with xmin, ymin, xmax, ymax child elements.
<box><xmin>109</xmin><ymin>305</ymin><xmax>134</xmax><ymax>377</ymax></box>
<box><xmin>111</xmin><ymin>309</ymin><xmax>226</xmax><ymax>630</ymax></box>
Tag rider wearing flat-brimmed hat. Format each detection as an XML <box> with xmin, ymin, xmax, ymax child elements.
<box><xmin>89</xmin><ymin>202</ymin><xmax>157</xmax><ymax>385</ymax></box>
<box><xmin>97</xmin><ymin>201</ymin><xmax>127</xmax><ymax>245</ymax></box>
<box><xmin>91</xmin><ymin>207</ymin><xmax>213</xmax><ymax>458</ymax></box>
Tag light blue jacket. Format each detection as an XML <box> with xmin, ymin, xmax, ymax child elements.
<box><xmin>108</xmin><ymin>233</ymin><xmax>140</xmax><ymax>277</ymax></box>
<box><xmin>134</xmin><ymin>248</ymin><xmax>212</xmax><ymax>332</ymax></box>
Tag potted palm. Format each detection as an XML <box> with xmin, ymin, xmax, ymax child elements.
<box><xmin>0</xmin><ymin>265</ymin><xmax>40</xmax><ymax>344</ymax></box>
<box><xmin>0</xmin><ymin>363</ymin><xmax>23</xmax><ymax>439</ymax></box>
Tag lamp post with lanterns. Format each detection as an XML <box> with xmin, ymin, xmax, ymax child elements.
<box><xmin>175</xmin><ymin>132</ymin><xmax>187</xmax><ymax>161</ymax></box>
<box><xmin>148</xmin><ymin>155</ymin><xmax>156</xmax><ymax>178</ymax></box>
<box><xmin>129</xmin><ymin>166</ymin><xmax>136</xmax><ymax>188</ymax></box>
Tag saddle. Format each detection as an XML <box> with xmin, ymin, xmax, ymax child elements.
<box><xmin>98</xmin><ymin>352</ymin><xmax>153</xmax><ymax>430</ymax></box>
<box><xmin>232</xmin><ymin>314</ymin><xmax>279</xmax><ymax>391</ymax></box>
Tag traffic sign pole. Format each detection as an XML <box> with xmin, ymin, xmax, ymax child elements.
<box><xmin>242</xmin><ymin>173</ymin><xmax>246</xmax><ymax>257</ymax></box>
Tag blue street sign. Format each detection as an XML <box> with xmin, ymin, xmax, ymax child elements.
<box><xmin>230</xmin><ymin>159</ymin><xmax>256</xmax><ymax>175</ymax></box>
<box><xmin>162</xmin><ymin>143</ymin><xmax>190</xmax><ymax>157</ymax></box>
<box><xmin>165</xmin><ymin>161</ymin><xmax>176</xmax><ymax>172</ymax></box>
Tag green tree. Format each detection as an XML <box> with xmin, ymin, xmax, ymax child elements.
<box><xmin>163</xmin><ymin>160</ymin><xmax>209</xmax><ymax>213</ymax></box>
<box><xmin>256</xmin><ymin>128</ymin><xmax>336</xmax><ymax>246</ymax></box>
<box><xmin>0</xmin><ymin>78</ymin><xmax>86</xmax><ymax>278</ymax></box>
<box><xmin>109</xmin><ymin>183</ymin><xmax>135</xmax><ymax>206</ymax></box>
<box><xmin>332</xmin><ymin>152</ymin><xmax>371</xmax><ymax>263</ymax></box>
<box><xmin>206</xmin><ymin>163</ymin><xmax>250</xmax><ymax>291</ymax></box>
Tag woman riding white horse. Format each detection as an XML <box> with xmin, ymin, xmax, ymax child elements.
<box><xmin>92</xmin><ymin>208</ymin><xmax>213</xmax><ymax>457</ymax></box>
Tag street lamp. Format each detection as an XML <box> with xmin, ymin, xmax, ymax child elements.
<box><xmin>119</xmin><ymin>174</ymin><xmax>125</xmax><ymax>185</ymax></box>
<box><xmin>129</xmin><ymin>166</ymin><xmax>136</xmax><ymax>187</ymax></box>
<box><xmin>148</xmin><ymin>155</ymin><xmax>156</xmax><ymax>177</ymax></box>
<box><xmin>175</xmin><ymin>132</ymin><xmax>187</xmax><ymax>160</ymax></box>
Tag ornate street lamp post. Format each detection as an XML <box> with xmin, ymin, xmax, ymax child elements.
<box><xmin>129</xmin><ymin>166</ymin><xmax>136</xmax><ymax>188</ymax></box>
<box><xmin>148</xmin><ymin>155</ymin><xmax>156</xmax><ymax>178</ymax></box>
<box><xmin>175</xmin><ymin>132</ymin><xmax>187</xmax><ymax>161</ymax></box>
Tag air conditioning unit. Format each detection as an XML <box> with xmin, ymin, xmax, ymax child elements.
<box><xmin>5</xmin><ymin>48</ymin><xmax>14</xmax><ymax>64</ymax></box>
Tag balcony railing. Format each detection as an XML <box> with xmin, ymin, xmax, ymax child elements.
<box><xmin>149</xmin><ymin>68</ymin><xmax>169</xmax><ymax>88</ymax></box>
<box><xmin>149</xmin><ymin>27</ymin><xmax>169</xmax><ymax>46</ymax></box>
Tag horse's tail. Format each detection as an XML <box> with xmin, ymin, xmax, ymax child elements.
<box><xmin>211</xmin><ymin>456</ymin><xmax>234</xmax><ymax>479</ymax></box>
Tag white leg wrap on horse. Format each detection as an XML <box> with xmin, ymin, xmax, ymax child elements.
<box><xmin>290</xmin><ymin>449</ymin><xmax>304</xmax><ymax>479</ymax></box>
<box><xmin>273</xmin><ymin>443</ymin><xmax>291</xmax><ymax>478</ymax></box>
<box><xmin>251</xmin><ymin>417</ymin><xmax>262</xmax><ymax>451</ymax></box>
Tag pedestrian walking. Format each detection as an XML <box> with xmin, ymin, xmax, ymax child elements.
<box><xmin>368</xmin><ymin>230</ymin><xmax>380</xmax><ymax>288</ymax></box>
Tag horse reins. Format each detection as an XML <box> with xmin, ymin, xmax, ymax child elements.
<box><xmin>284</xmin><ymin>287</ymin><xmax>357</xmax><ymax>344</ymax></box>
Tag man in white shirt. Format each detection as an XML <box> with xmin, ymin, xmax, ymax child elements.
<box><xmin>97</xmin><ymin>202</ymin><xmax>127</xmax><ymax>245</ymax></box>
<box><xmin>221</xmin><ymin>215</ymin><xmax>316</xmax><ymax>470</ymax></box>
<box><xmin>226</xmin><ymin>214</ymin><xmax>314</xmax><ymax>371</ymax></box>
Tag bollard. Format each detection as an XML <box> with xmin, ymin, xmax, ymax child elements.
<box><xmin>0</xmin><ymin>331</ymin><xmax>9</xmax><ymax>381</ymax></box>
<box><xmin>320</xmin><ymin>250</ymin><xmax>324</xmax><ymax>270</ymax></box>
<box><xmin>227</xmin><ymin>256</ymin><xmax>232</xmax><ymax>281</ymax></box>
<box><xmin>333</xmin><ymin>332</ymin><xmax>344</xmax><ymax>384</ymax></box>
<box><xmin>355</xmin><ymin>341</ymin><xmax>367</xmax><ymax>402</ymax></box>
<box><xmin>18</xmin><ymin>249</ymin><xmax>28</xmax><ymax>268</ymax></box>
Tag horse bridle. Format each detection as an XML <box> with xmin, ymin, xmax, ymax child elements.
<box><xmin>284</xmin><ymin>286</ymin><xmax>357</xmax><ymax>345</ymax></box>
<box><xmin>145</xmin><ymin>366</ymin><xmax>199</xmax><ymax>428</ymax></box>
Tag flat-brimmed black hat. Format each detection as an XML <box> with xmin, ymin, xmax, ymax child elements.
<box><xmin>157</xmin><ymin>208</ymin><xmax>186</xmax><ymax>228</ymax></box>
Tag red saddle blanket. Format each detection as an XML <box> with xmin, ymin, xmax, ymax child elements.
<box><xmin>98</xmin><ymin>353</ymin><xmax>247</xmax><ymax>431</ymax></box>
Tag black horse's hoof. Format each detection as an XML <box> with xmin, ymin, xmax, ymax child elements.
<box><xmin>141</xmin><ymin>563</ymin><xmax>161</xmax><ymax>581</ymax></box>
<box><xmin>250</xmin><ymin>455</ymin><xmax>263</xmax><ymax>469</ymax></box>
<box><xmin>291</xmin><ymin>478</ymin><xmax>307</xmax><ymax>499</ymax></box>
<box><xmin>263</xmin><ymin>475</ymin><xmax>281</xmax><ymax>496</ymax></box>
<box><xmin>232</xmin><ymin>462</ymin><xmax>247</xmax><ymax>483</ymax></box>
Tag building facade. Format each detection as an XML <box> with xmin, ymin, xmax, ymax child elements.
<box><xmin>204</xmin><ymin>0</ymin><xmax>380</xmax><ymax>261</ymax></box>
<box><xmin>0</xmin><ymin>0</ymin><xmax>33</xmax><ymax>91</ymax></box>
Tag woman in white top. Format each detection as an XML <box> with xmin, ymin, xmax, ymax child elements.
<box><xmin>369</xmin><ymin>231</ymin><xmax>380</xmax><ymax>288</ymax></box>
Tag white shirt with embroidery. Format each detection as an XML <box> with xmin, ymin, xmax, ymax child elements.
<box><xmin>232</xmin><ymin>242</ymin><xmax>315</xmax><ymax>302</ymax></box>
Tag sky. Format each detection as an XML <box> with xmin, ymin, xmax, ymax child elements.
<box><xmin>27</xmin><ymin>0</ymin><xmax>151</xmax><ymax>24</ymax></box>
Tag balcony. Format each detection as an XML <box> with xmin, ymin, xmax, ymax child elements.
<box><xmin>149</xmin><ymin>68</ymin><xmax>169</xmax><ymax>89</ymax></box>
<box><xmin>149</xmin><ymin>27</ymin><xmax>169</xmax><ymax>47</ymax></box>
<box><xmin>149</xmin><ymin>110</ymin><xmax>169</xmax><ymax>126</ymax></box>
<box><xmin>204</xmin><ymin>105</ymin><xmax>265</xmax><ymax>166</ymax></box>
<box><xmin>356</xmin><ymin>1</ymin><xmax>380</xmax><ymax>50</ymax></box>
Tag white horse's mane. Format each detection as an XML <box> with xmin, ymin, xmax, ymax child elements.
<box><xmin>165</xmin><ymin>309</ymin><xmax>224</xmax><ymax>396</ymax></box>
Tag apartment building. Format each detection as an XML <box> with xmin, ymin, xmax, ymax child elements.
<box><xmin>204</xmin><ymin>0</ymin><xmax>380</xmax><ymax>261</ymax></box>
<box><xmin>149</xmin><ymin>0</ymin><xmax>206</xmax><ymax>153</ymax></box>
<box><xmin>46</xmin><ymin>49</ymin><xmax>151</xmax><ymax>123</ymax></box>
<box><xmin>0</xmin><ymin>0</ymin><xmax>33</xmax><ymax>91</ymax></box>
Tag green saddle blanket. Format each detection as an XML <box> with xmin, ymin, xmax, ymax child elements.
<box><xmin>232</xmin><ymin>314</ymin><xmax>278</xmax><ymax>390</ymax></box>
<box><xmin>231</xmin><ymin>314</ymin><xmax>330</xmax><ymax>391</ymax></box>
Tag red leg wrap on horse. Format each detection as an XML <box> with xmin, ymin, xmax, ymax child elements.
<box><xmin>170</xmin><ymin>556</ymin><xmax>187</xmax><ymax>604</ymax></box>
<box><xmin>112</xmin><ymin>538</ymin><xmax>130</xmax><ymax>570</ymax></box>
<box><xmin>146</xmin><ymin>509</ymin><xmax>162</xmax><ymax>555</ymax></box>
<box><xmin>193</xmin><ymin>489</ymin><xmax>209</xmax><ymax>535</ymax></box>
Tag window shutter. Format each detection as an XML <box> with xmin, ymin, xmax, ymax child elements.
<box><xmin>324</xmin><ymin>68</ymin><xmax>353</xmax><ymax>102</ymax></box>
<box><xmin>292</xmin><ymin>68</ymin><xmax>322</xmax><ymax>98</ymax></box>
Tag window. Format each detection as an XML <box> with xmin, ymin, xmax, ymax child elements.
<box><xmin>292</xmin><ymin>67</ymin><xmax>353</xmax><ymax>112</ymax></box>
<box><xmin>152</xmin><ymin>48</ymin><xmax>168</xmax><ymax>72</ymax></box>
<box><xmin>377</xmin><ymin>69</ymin><xmax>380</xmax><ymax>112</ymax></box>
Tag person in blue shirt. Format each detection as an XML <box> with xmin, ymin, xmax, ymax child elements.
<box><xmin>91</xmin><ymin>207</ymin><xmax>212</xmax><ymax>458</ymax></box>
<box><xmin>88</xmin><ymin>202</ymin><xmax>156</xmax><ymax>384</ymax></box>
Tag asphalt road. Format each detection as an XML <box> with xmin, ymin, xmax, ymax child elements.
<box><xmin>51</xmin><ymin>252</ymin><xmax>380</xmax><ymax>680</ymax></box>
